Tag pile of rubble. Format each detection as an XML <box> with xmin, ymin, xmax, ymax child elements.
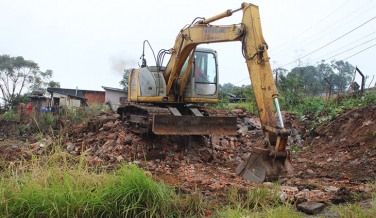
<box><xmin>1</xmin><ymin>104</ymin><xmax>375</xmax><ymax>215</ymax></box>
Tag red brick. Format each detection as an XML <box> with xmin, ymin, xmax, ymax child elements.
<box><xmin>84</xmin><ymin>92</ymin><xmax>105</xmax><ymax>104</ymax></box>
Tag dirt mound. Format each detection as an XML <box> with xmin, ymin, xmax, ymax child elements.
<box><xmin>294</xmin><ymin>104</ymin><xmax>376</xmax><ymax>182</ymax></box>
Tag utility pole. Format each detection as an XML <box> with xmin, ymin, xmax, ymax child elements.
<box><xmin>355</xmin><ymin>67</ymin><xmax>365</xmax><ymax>95</ymax></box>
<box><xmin>275</xmin><ymin>70</ymin><xmax>278</xmax><ymax>87</ymax></box>
<box><xmin>325</xmin><ymin>75</ymin><xmax>332</xmax><ymax>100</ymax></box>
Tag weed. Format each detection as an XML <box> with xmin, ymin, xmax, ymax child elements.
<box><xmin>0</xmin><ymin>109</ymin><xmax>18</xmax><ymax>121</ymax></box>
<box><xmin>332</xmin><ymin>202</ymin><xmax>375</xmax><ymax>218</ymax></box>
<box><xmin>262</xmin><ymin>203</ymin><xmax>303</xmax><ymax>218</ymax></box>
<box><xmin>174</xmin><ymin>190</ymin><xmax>213</xmax><ymax>217</ymax></box>
<box><xmin>16</xmin><ymin>124</ymin><xmax>27</xmax><ymax>136</ymax></box>
<box><xmin>290</xmin><ymin>146</ymin><xmax>300</xmax><ymax>152</ymax></box>
<box><xmin>42</xmin><ymin>112</ymin><xmax>55</xmax><ymax>126</ymax></box>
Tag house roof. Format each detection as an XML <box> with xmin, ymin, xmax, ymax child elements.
<box><xmin>47</xmin><ymin>88</ymin><xmax>104</xmax><ymax>98</ymax></box>
<box><xmin>101</xmin><ymin>86</ymin><xmax>126</xmax><ymax>92</ymax></box>
<box><xmin>29</xmin><ymin>95</ymin><xmax>48</xmax><ymax>99</ymax></box>
<box><xmin>226</xmin><ymin>93</ymin><xmax>237</xmax><ymax>98</ymax></box>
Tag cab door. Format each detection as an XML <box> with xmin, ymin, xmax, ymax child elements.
<box><xmin>193</xmin><ymin>51</ymin><xmax>217</xmax><ymax>96</ymax></box>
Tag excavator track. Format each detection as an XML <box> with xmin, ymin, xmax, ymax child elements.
<box><xmin>117</xmin><ymin>104</ymin><xmax>237</xmax><ymax>135</ymax></box>
<box><xmin>117</xmin><ymin>104</ymin><xmax>170</xmax><ymax>134</ymax></box>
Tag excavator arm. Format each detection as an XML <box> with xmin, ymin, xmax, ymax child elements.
<box><xmin>162</xmin><ymin>3</ymin><xmax>293</xmax><ymax>182</ymax></box>
<box><xmin>163</xmin><ymin>3</ymin><xmax>280</xmax><ymax>133</ymax></box>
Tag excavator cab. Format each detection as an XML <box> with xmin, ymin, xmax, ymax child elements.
<box><xmin>178</xmin><ymin>48</ymin><xmax>219</xmax><ymax>101</ymax></box>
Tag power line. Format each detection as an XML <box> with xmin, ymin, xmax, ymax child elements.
<box><xmin>271</xmin><ymin>0</ymin><xmax>376</xmax><ymax>58</ymax></box>
<box><xmin>323</xmin><ymin>37</ymin><xmax>376</xmax><ymax>60</ymax></box>
<box><xmin>222</xmin><ymin>68</ymin><xmax>261</xmax><ymax>85</ymax></box>
<box><xmin>315</xmin><ymin>31</ymin><xmax>376</xmax><ymax>60</ymax></box>
<box><xmin>343</xmin><ymin>43</ymin><xmax>376</xmax><ymax>60</ymax></box>
<box><xmin>233</xmin><ymin>76</ymin><xmax>250</xmax><ymax>85</ymax></box>
<box><xmin>272</xmin><ymin>0</ymin><xmax>353</xmax><ymax>53</ymax></box>
<box><xmin>280</xmin><ymin>15</ymin><xmax>376</xmax><ymax>68</ymax></box>
<box><xmin>220</xmin><ymin>63</ymin><xmax>247</xmax><ymax>76</ymax></box>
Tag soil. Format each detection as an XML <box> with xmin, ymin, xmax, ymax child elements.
<box><xmin>294</xmin><ymin>104</ymin><xmax>376</xmax><ymax>182</ymax></box>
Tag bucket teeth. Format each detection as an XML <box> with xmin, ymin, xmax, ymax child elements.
<box><xmin>236</xmin><ymin>147</ymin><xmax>293</xmax><ymax>183</ymax></box>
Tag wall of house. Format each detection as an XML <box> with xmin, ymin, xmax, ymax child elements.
<box><xmin>105</xmin><ymin>90</ymin><xmax>127</xmax><ymax>110</ymax></box>
<box><xmin>51</xmin><ymin>93</ymin><xmax>84</xmax><ymax>108</ymax></box>
<box><xmin>51</xmin><ymin>93</ymin><xmax>68</xmax><ymax>107</ymax></box>
<box><xmin>30</xmin><ymin>98</ymin><xmax>49</xmax><ymax>108</ymax></box>
<box><xmin>84</xmin><ymin>92</ymin><xmax>105</xmax><ymax>105</ymax></box>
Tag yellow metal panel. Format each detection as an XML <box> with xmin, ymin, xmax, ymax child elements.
<box><xmin>242</xmin><ymin>3</ymin><xmax>277</xmax><ymax>130</ymax></box>
<box><xmin>137</xmin><ymin>96</ymin><xmax>165</xmax><ymax>102</ymax></box>
<box><xmin>127</xmin><ymin>70</ymin><xmax>132</xmax><ymax>101</ymax></box>
<box><xmin>178</xmin><ymin>50</ymin><xmax>195</xmax><ymax>99</ymax></box>
<box><xmin>183</xmin><ymin>98</ymin><xmax>218</xmax><ymax>103</ymax></box>
<box><xmin>129</xmin><ymin>69</ymin><xmax>140</xmax><ymax>102</ymax></box>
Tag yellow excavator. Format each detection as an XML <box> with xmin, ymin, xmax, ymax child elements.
<box><xmin>117</xmin><ymin>3</ymin><xmax>293</xmax><ymax>183</ymax></box>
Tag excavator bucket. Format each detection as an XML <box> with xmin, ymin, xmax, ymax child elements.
<box><xmin>236</xmin><ymin>147</ymin><xmax>293</xmax><ymax>183</ymax></box>
<box><xmin>152</xmin><ymin>115</ymin><xmax>237</xmax><ymax>135</ymax></box>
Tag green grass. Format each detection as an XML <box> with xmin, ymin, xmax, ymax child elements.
<box><xmin>330</xmin><ymin>200</ymin><xmax>376</xmax><ymax>218</ymax></box>
<box><xmin>0</xmin><ymin>148</ymin><xmax>178</xmax><ymax>218</ymax></box>
<box><xmin>290</xmin><ymin>146</ymin><xmax>300</xmax><ymax>152</ymax></box>
<box><xmin>217</xmin><ymin>185</ymin><xmax>303</xmax><ymax>218</ymax></box>
<box><xmin>89</xmin><ymin>164</ymin><xmax>175</xmax><ymax>217</ymax></box>
<box><xmin>327</xmin><ymin>181</ymin><xmax>376</xmax><ymax>218</ymax></box>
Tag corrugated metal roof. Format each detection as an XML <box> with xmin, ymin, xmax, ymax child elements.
<box><xmin>47</xmin><ymin>88</ymin><xmax>104</xmax><ymax>98</ymax></box>
<box><xmin>101</xmin><ymin>86</ymin><xmax>126</xmax><ymax>92</ymax></box>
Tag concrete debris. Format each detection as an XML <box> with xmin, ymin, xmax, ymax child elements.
<box><xmin>297</xmin><ymin>201</ymin><xmax>325</xmax><ymax>214</ymax></box>
<box><xmin>325</xmin><ymin>186</ymin><xmax>339</xmax><ymax>193</ymax></box>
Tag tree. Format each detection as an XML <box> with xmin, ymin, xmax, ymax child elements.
<box><xmin>273</xmin><ymin>67</ymin><xmax>288</xmax><ymax>87</ymax></box>
<box><xmin>316</xmin><ymin>60</ymin><xmax>334</xmax><ymax>91</ymax></box>
<box><xmin>331</xmin><ymin>60</ymin><xmax>354</xmax><ymax>93</ymax></box>
<box><xmin>9</xmin><ymin>93</ymin><xmax>30</xmax><ymax>111</ymax></box>
<box><xmin>231</xmin><ymin>85</ymin><xmax>252</xmax><ymax>98</ymax></box>
<box><xmin>47</xmin><ymin>80</ymin><xmax>60</xmax><ymax>88</ymax></box>
<box><xmin>119</xmin><ymin>68</ymin><xmax>133</xmax><ymax>91</ymax></box>
<box><xmin>218</xmin><ymin>83</ymin><xmax>235</xmax><ymax>93</ymax></box>
<box><xmin>0</xmin><ymin>55</ymin><xmax>55</xmax><ymax>110</ymax></box>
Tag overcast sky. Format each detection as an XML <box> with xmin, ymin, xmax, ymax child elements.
<box><xmin>1</xmin><ymin>0</ymin><xmax>375</xmax><ymax>91</ymax></box>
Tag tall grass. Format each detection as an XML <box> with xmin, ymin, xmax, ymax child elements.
<box><xmin>0</xmin><ymin>147</ymin><xmax>177</xmax><ymax>217</ymax></box>
<box><xmin>90</xmin><ymin>164</ymin><xmax>175</xmax><ymax>217</ymax></box>
<box><xmin>216</xmin><ymin>184</ymin><xmax>303</xmax><ymax>217</ymax></box>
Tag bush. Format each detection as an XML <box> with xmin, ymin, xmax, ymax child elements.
<box><xmin>0</xmin><ymin>110</ymin><xmax>18</xmax><ymax>122</ymax></box>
